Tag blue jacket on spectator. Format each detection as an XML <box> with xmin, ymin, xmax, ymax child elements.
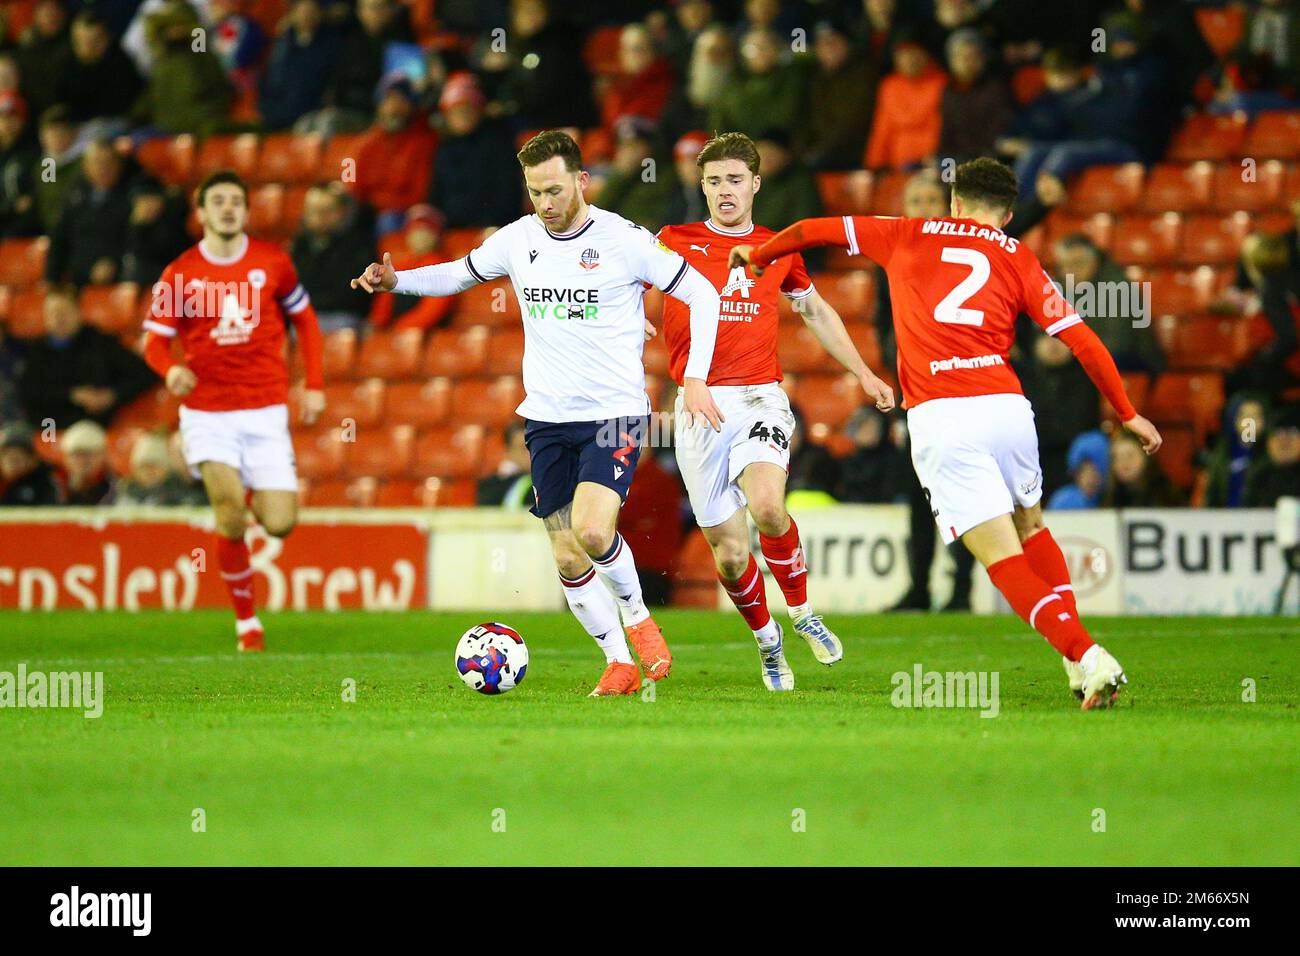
<box><xmin>1048</xmin><ymin>431</ymin><xmax>1111</xmax><ymax>510</ymax></box>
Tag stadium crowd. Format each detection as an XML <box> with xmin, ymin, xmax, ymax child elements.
<box><xmin>0</xmin><ymin>0</ymin><xmax>1298</xmax><ymax>603</ymax></box>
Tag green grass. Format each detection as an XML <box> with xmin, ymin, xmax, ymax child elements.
<box><xmin>0</xmin><ymin>610</ymin><xmax>1295</xmax><ymax>866</ymax></box>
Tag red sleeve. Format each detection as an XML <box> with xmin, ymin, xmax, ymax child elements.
<box><xmin>751</xmin><ymin>216</ymin><xmax>904</xmax><ymax>269</ymax></box>
<box><xmin>142</xmin><ymin>331</ymin><xmax>175</xmax><ymax>379</ymax></box>
<box><xmin>1058</xmin><ymin>322</ymin><xmax>1137</xmax><ymax>422</ymax></box>
<box><xmin>780</xmin><ymin>252</ymin><xmax>813</xmax><ymax>297</ymax></box>
<box><xmin>291</xmin><ymin>304</ymin><xmax>324</xmax><ymax>390</ymax></box>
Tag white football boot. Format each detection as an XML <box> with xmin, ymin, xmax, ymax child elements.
<box><xmin>1079</xmin><ymin>644</ymin><xmax>1127</xmax><ymax>710</ymax></box>
<box><xmin>758</xmin><ymin>623</ymin><xmax>795</xmax><ymax>691</ymax></box>
<box><xmin>1062</xmin><ymin>657</ymin><xmax>1085</xmax><ymax>700</ymax></box>
<box><xmin>792</xmin><ymin>612</ymin><xmax>843</xmax><ymax>665</ymax></box>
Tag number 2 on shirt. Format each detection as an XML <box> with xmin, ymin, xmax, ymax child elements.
<box><xmin>933</xmin><ymin>247</ymin><xmax>989</xmax><ymax>327</ymax></box>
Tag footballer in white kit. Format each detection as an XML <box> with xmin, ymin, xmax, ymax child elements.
<box><xmin>353</xmin><ymin>130</ymin><xmax>724</xmax><ymax>697</ymax></box>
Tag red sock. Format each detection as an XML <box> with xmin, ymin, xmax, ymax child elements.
<box><xmin>216</xmin><ymin>534</ymin><xmax>256</xmax><ymax>622</ymax></box>
<box><xmin>987</xmin><ymin>553</ymin><xmax>1094</xmax><ymax>662</ymax></box>
<box><xmin>759</xmin><ymin>518</ymin><xmax>808</xmax><ymax>609</ymax></box>
<box><xmin>1022</xmin><ymin>528</ymin><xmax>1077</xmax><ymax>616</ymax></box>
<box><xmin>720</xmin><ymin>554</ymin><xmax>773</xmax><ymax>631</ymax></box>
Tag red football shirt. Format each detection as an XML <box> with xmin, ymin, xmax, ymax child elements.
<box><xmin>763</xmin><ymin>216</ymin><xmax>1081</xmax><ymax>408</ymax></box>
<box><xmin>656</xmin><ymin>221</ymin><xmax>812</xmax><ymax>386</ymax></box>
<box><xmin>145</xmin><ymin>236</ymin><xmax>316</xmax><ymax>412</ymax></box>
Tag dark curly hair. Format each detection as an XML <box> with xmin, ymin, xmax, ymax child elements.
<box><xmin>952</xmin><ymin>157</ymin><xmax>1019</xmax><ymax>215</ymax></box>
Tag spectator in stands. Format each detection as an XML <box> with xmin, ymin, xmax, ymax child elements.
<box><xmin>292</xmin><ymin>183</ymin><xmax>376</xmax><ymax>333</ymax></box>
<box><xmin>1245</xmin><ymin>405</ymin><xmax>1300</xmax><ymax>507</ymax></box>
<box><xmin>44</xmin><ymin>138</ymin><xmax>137</xmax><ymax>285</ymax></box>
<box><xmin>121</xmin><ymin>178</ymin><xmax>191</xmax><ymax>286</ymax></box>
<box><xmin>14</xmin><ymin>0</ymin><xmax>70</xmax><ymax>120</ymax></box>
<box><xmin>367</xmin><ymin>204</ymin><xmax>454</xmax><ymax>332</ymax></box>
<box><xmin>785</xmin><ymin>404</ymin><xmax>840</xmax><ymax>498</ymax></box>
<box><xmin>834</xmin><ymin>405</ymin><xmax>907</xmax><ymax>503</ymax></box>
<box><xmin>750</xmin><ymin>129</ymin><xmax>823</xmax><ymax>234</ymax></box>
<box><xmin>476</xmin><ymin>421</ymin><xmax>532</xmax><ymax>508</ymax></box>
<box><xmin>863</xmin><ymin>32</ymin><xmax>946</xmax><ymax>170</ymax></box>
<box><xmin>1104</xmin><ymin>429</ymin><xmax>1185</xmax><ymax>507</ymax></box>
<box><xmin>938</xmin><ymin>28</ymin><xmax>1014</xmax><ymax>164</ymax></box>
<box><xmin>1228</xmin><ymin>231</ymin><xmax>1300</xmax><ymax>400</ymax></box>
<box><xmin>1051</xmin><ymin>233</ymin><xmax>1166</xmax><ymax>377</ymax></box>
<box><xmin>132</xmin><ymin>1</ymin><xmax>232</xmax><ymax>136</ymax></box>
<box><xmin>600</xmin><ymin>23</ymin><xmax>674</xmax><ymax>129</ymax></box>
<box><xmin>209</xmin><ymin>0</ymin><xmax>265</xmax><ymax>84</ymax></box>
<box><xmin>658</xmin><ymin>24</ymin><xmax>734</xmax><ymax>152</ymax></box>
<box><xmin>596</xmin><ymin>116</ymin><xmax>671</xmax><ymax>231</ymax></box>
<box><xmin>53</xmin><ymin>11</ymin><xmax>144</xmax><ymax>125</ymax></box>
<box><xmin>122</xmin><ymin>0</ymin><xmax>216</xmax><ymax>77</ymax></box>
<box><xmin>998</xmin><ymin>47</ymin><xmax>1087</xmax><ymax>152</ymax></box>
<box><xmin>0</xmin><ymin>89</ymin><xmax>40</xmax><ymax>237</ymax></box>
<box><xmin>856</xmin><ymin>0</ymin><xmax>918</xmax><ymax>66</ymax></box>
<box><xmin>115</xmin><ymin>431</ymin><xmax>196</xmax><ymax>506</ymax></box>
<box><xmin>661</xmin><ymin>130</ymin><xmax>709</xmax><ymax>224</ymax></box>
<box><xmin>656</xmin><ymin>0</ymin><xmax>715</xmax><ymax>74</ymax></box>
<box><xmin>17</xmin><ymin>284</ymin><xmax>157</xmax><ymax>431</ymax></box>
<box><xmin>429</xmin><ymin>73</ymin><xmax>521</xmax><ymax>229</ymax></box>
<box><xmin>0</xmin><ymin>325</ymin><xmax>25</xmax><ymax>424</ymax></box>
<box><xmin>495</xmin><ymin>0</ymin><xmax>597</xmax><ymax>129</ymax></box>
<box><xmin>32</xmin><ymin>105</ymin><xmax>80</xmax><ymax>234</ymax></box>
<box><xmin>57</xmin><ymin>419</ymin><xmax>113</xmax><ymax>505</ymax></box>
<box><xmin>1047</xmin><ymin>430</ymin><xmax>1110</xmax><ymax>510</ymax></box>
<box><xmin>0</xmin><ymin>423</ymin><xmax>60</xmax><ymax>506</ymax></box>
<box><xmin>325</xmin><ymin>0</ymin><xmax>413</xmax><ymax>125</ymax></box>
<box><xmin>351</xmin><ymin>74</ymin><xmax>436</xmax><ymax>237</ymax></box>
<box><xmin>1020</xmin><ymin>333</ymin><xmax>1102</xmax><ymax>496</ymax></box>
<box><xmin>707</xmin><ymin>28</ymin><xmax>805</xmax><ymax>141</ymax></box>
<box><xmin>1202</xmin><ymin>392</ymin><xmax>1270</xmax><ymax>508</ymax></box>
<box><xmin>1232</xmin><ymin>0</ymin><xmax>1300</xmax><ymax>96</ymax></box>
<box><xmin>803</xmin><ymin>18</ymin><xmax>875</xmax><ymax>172</ymax></box>
<box><xmin>1126</xmin><ymin>0</ymin><xmax>1216</xmax><ymax>107</ymax></box>
<box><xmin>259</xmin><ymin>0</ymin><xmax>343</xmax><ymax>131</ymax></box>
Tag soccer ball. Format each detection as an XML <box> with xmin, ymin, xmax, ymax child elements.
<box><xmin>455</xmin><ymin>622</ymin><xmax>529</xmax><ymax>695</ymax></box>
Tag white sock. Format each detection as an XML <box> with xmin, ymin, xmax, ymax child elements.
<box><xmin>591</xmin><ymin>533</ymin><xmax>650</xmax><ymax>627</ymax></box>
<box><xmin>235</xmin><ymin>616</ymin><xmax>262</xmax><ymax>635</ymax></box>
<box><xmin>754</xmin><ymin>618</ymin><xmax>780</xmax><ymax>648</ymax></box>
<box><xmin>788</xmin><ymin>602</ymin><xmax>812</xmax><ymax>621</ymax></box>
<box><xmin>560</xmin><ymin>566</ymin><xmax>633</xmax><ymax>663</ymax></box>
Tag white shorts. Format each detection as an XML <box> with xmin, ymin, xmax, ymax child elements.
<box><xmin>674</xmin><ymin>382</ymin><xmax>794</xmax><ymax>528</ymax></box>
<box><xmin>906</xmin><ymin>393</ymin><xmax>1043</xmax><ymax>544</ymax></box>
<box><xmin>178</xmin><ymin>403</ymin><xmax>298</xmax><ymax>491</ymax></box>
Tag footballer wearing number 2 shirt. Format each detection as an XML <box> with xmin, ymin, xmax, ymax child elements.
<box><xmin>142</xmin><ymin>170</ymin><xmax>326</xmax><ymax>653</ymax></box>
<box><xmin>731</xmin><ymin>157</ymin><xmax>1164</xmax><ymax>710</ymax></box>
<box><xmin>655</xmin><ymin>132</ymin><xmax>895</xmax><ymax>691</ymax></box>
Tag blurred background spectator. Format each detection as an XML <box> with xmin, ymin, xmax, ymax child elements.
<box><xmin>115</xmin><ymin>430</ymin><xmax>200</xmax><ymax>505</ymax></box>
<box><xmin>1047</xmin><ymin>430</ymin><xmax>1110</xmax><ymax>510</ymax></box>
<box><xmin>834</xmin><ymin>404</ymin><xmax>906</xmax><ymax>503</ymax></box>
<box><xmin>428</xmin><ymin>72</ymin><xmax>519</xmax><ymax>228</ymax></box>
<box><xmin>476</xmin><ymin>420</ymin><xmax>531</xmax><ymax>508</ymax></box>
<box><xmin>804</xmin><ymin>17</ymin><xmax>875</xmax><ymax>172</ymax></box>
<box><xmin>292</xmin><ymin>182</ymin><xmax>376</xmax><ymax>333</ymax></box>
<box><xmin>368</xmin><ymin>204</ymin><xmax>454</xmax><ymax>332</ymax></box>
<box><xmin>864</xmin><ymin>32</ymin><xmax>945</xmax><ymax>170</ymax></box>
<box><xmin>708</xmin><ymin>27</ymin><xmax>805</xmax><ymax>140</ymax></box>
<box><xmin>350</xmin><ymin>73</ymin><xmax>436</xmax><ymax>237</ymax></box>
<box><xmin>1105</xmin><ymin>430</ymin><xmax>1186</xmax><ymax>508</ymax></box>
<box><xmin>260</xmin><ymin>0</ymin><xmax>342</xmax><ymax>131</ymax></box>
<box><xmin>1201</xmin><ymin>392</ymin><xmax>1270</xmax><ymax>508</ymax></box>
<box><xmin>58</xmin><ymin>418</ymin><xmax>113</xmax><ymax>505</ymax></box>
<box><xmin>0</xmin><ymin>422</ymin><xmax>59</xmax><ymax>506</ymax></box>
<box><xmin>1245</xmin><ymin>404</ymin><xmax>1300</xmax><ymax>506</ymax></box>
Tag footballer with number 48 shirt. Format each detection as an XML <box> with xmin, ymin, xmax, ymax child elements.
<box><xmin>142</xmin><ymin>170</ymin><xmax>326</xmax><ymax>654</ymax></box>
<box><xmin>731</xmin><ymin>157</ymin><xmax>1165</xmax><ymax>711</ymax></box>
<box><xmin>653</xmin><ymin>132</ymin><xmax>894</xmax><ymax>691</ymax></box>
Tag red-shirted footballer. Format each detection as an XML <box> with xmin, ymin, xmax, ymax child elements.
<box><xmin>142</xmin><ymin>171</ymin><xmax>326</xmax><ymax>653</ymax></box>
<box><xmin>732</xmin><ymin>157</ymin><xmax>1163</xmax><ymax>710</ymax></box>
<box><xmin>652</xmin><ymin>132</ymin><xmax>893</xmax><ymax>691</ymax></box>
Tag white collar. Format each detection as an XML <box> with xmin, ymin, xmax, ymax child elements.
<box><xmin>705</xmin><ymin>219</ymin><xmax>754</xmax><ymax>237</ymax></box>
<box><xmin>198</xmin><ymin>234</ymin><xmax>249</xmax><ymax>265</ymax></box>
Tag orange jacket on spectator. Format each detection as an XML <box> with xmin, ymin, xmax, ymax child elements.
<box><xmin>864</xmin><ymin>67</ymin><xmax>947</xmax><ymax>170</ymax></box>
<box><xmin>352</xmin><ymin>119</ymin><xmax>438</xmax><ymax>213</ymax></box>
<box><xmin>369</xmin><ymin>250</ymin><xmax>455</xmax><ymax>332</ymax></box>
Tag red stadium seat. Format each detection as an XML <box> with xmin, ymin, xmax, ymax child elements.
<box><xmin>1155</xmin><ymin>314</ymin><xmax>1255</xmax><ymax>371</ymax></box>
<box><xmin>1148</xmin><ymin>372</ymin><xmax>1225</xmax><ymax>439</ymax></box>
<box><xmin>6</xmin><ymin>287</ymin><xmax>46</xmax><ymax>338</ymax></box>
<box><xmin>422</xmin><ymin>326</ymin><xmax>490</xmax><ymax>377</ymax></box>
<box><xmin>0</xmin><ymin>237</ymin><xmax>48</xmax><ymax>288</ymax></box>
<box><xmin>413</xmin><ymin>424</ymin><xmax>487</xmax><ymax>479</ymax></box>
<box><xmin>581</xmin><ymin>127</ymin><xmax>615</xmax><ymax>164</ymax></box>
<box><xmin>1242</xmin><ymin>111</ymin><xmax>1300</xmax><ymax>160</ymax></box>
<box><xmin>308</xmin><ymin>477</ymin><xmax>378</xmax><ymax>508</ymax></box>
<box><xmin>487</xmin><ymin>328</ymin><xmax>526</xmax><ymax>374</ymax></box>
<box><xmin>1044</xmin><ymin>211</ymin><xmax>1114</xmax><ymax>254</ymax></box>
<box><xmin>1011</xmin><ymin>64</ymin><xmax>1046</xmax><ymax>105</ymax></box>
<box><xmin>321</xmin><ymin>328</ymin><xmax>358</xmax><ymax>381</ymax></box>
<box><xmin>193</xmin><ymin>133</ymin><xmax>261</xmax><ymax>182</ymax></box>
<box><xmin>1110</xmin><ymin>213</ymin><xmax>1182</xmax><ymax>266</ymax></box>
<box><xmin>78</xmin><ymin>284</ymin><xmax>142</xmax><ymax>336</ymax></box>
<box><xmin>1139</xmin><ymin>162</ymin><xmax>1215</xmax><ymax>214</ymax></box>
<box><xmin>292</xmin><ymin>427</ymin><xmax>346</xmax><ymax>480</ymax></box>
<box><xmin>869</xmin><ymin>171</ymin><xmax>908</xmax><ymax>216</ymax></box>
<box><xmin>787</xmin><ymin>372</ymin><xmax>861</xmax><ymax>430</ymax></box>
<box><xmin>247</xmin><ymin>184</ymin><xmax>285</xmax><ymax>234</ymax></box>
<box><xmin>356</xmin><ymin>328</ymin><xmax>425</xmax><ymax>379</ymax></box>
<box><xmin>1212</xmin><ymin>160</ymin><xmax>1287</xmax><ymax>212</ymax></box>
<box><xmin>453</xmin><ymin>280</ymin><xmax>520</xmax><ymax>327</ymax></box>
<box><xmin>583</xmin><ymin>25</ymin><xmax>623</xmax><ymax>75</ymax></box>
<box><xmin>816</xmin><ymin>171</ymin><xmax>873</xmax><ymax>216</ymax></box>
<box><xmin>281</xmin><ymin>185</ymin><xmax>309</xmax><ymax>232</ymax></box>
<box><xmin>440</xmin><ymin>228</ymin><xmax>485</xmax><ymax>261</ymax></box>
<box><xmin>449</xmin><ymin>376</ymin><xmax>524</xmax><ymax>428</ymax></box>
<box><xmin>813</xmin><ymin>270</ymin><xmax>875</xmax><ymax>321</ymax></box>
<box><xmin>113</xmin><ymin>387</ymin><xmax>181</xmax><ymax>431</ymax></box>
<box><xmin>320</xmin><ymin>379</ymin><xmax>386</xmax><ymax>428</ymax></box>
<box><xmin>345</xmin><ymin>424</ymin><xmax>415</xmax><ymax>479</ymax></box>
<box><xmin>1152</xmin><ymin>422</ymin><xmax>1197</xmax><ymax>489</ymax></box>
<box><xmin>384</xmin><ymin>378</ymin><xmax>453</xmax><ymax>428</ymax></box>
<box><xmin>1068</xmin><ymin>163</ymin><xmax>1145</xmax><ymax>216</ymax></box>
<box><xmin>778</xmin><ymin>324</ymin><xmax>837</xmax><ymax>374</ymax></box>
<box><xmin>1179</xmin><ymin>212</ymin><xmax>1252</xmax><ymax>265</ymax></box>
<box><xmin>1194</xmin><ymin>5</ymin><xmax>1245</xmax><ymax>58</ymax></box>
<box><xmin>845</xmin><ymin>321</ymin><xmax>883</xmax><ymax>370</ymax></box>
<box><xmin>133</xmin><ymin>135</ymin><xmax>196</xmax><ymax>186</ymax></box>
<box><xmin>255</xmin><ymin>133</ymin><xmax>324</xmax><ymax>185</ymax></box>
<box><xmin>317</xmin><ymin>133</ymin><xmax>367</xmax><ymax>182</ymax></box>
<box><xmin>1165</xmin><ymin>113</ymin><xmax>1247</xmax><ymax>163</ymax></box>
<box><xmin>1140</xmin><ymin>266</ymin><xmax>1223</xmax><ymax>316</ymax></box>
<box><xmin>374</xmin><ymin>477</ymin><xmax>476</xmax><ymax>508</ymax></box>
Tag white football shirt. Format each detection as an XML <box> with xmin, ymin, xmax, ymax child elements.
<box><xmin>463</xmin><ymin>205</ymin><xmax>693</xmax><ymax>423</ymax></box>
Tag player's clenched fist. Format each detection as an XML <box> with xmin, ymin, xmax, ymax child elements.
<box><xmin>728</xmin><ymin>244</ymin><xmax>764</xmax><ymax>276</ymax></box>
<box><xmin>682</xmin><ymin>377</ymin><xmax>725</xmax><ymax>432</ymax></box>
<box><xmin>860</xmin><ymin>371</ymin><xmax>895</xmax><ymax>413</ymax></box>
<box><xmin>1122</xmin><ymin>414</ymin><xmax>1162</xmax><ymax>454</ymax></box>
<box><xmin>165</xmin><ymin>365</ymin><xmax>197</xmax><ymax>397</ymax></box>
<box><xmin>300</xmin><ymin>389</ymin><xmax>326</xmax><ymax>427</ymax></box>
<box><xmin>351</xmin><ymin>251</ymin><xmax>397</xmax><ymax>293</ymax></box>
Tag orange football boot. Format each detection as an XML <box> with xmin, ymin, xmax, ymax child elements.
<box><xmin>588</xmin><ymin>661</ymin><xmax>641</xmax><ymax>697</ymax></box>
<box><xmin>626</xmin><ymin>618</ymin><xmax>672</xmax><ymax>681</ymax></box>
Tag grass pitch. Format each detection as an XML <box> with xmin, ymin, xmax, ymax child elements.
<box><xmin>0</xmin><ymin>610</ymin><xmax>1295</xmax><ymax>866</ymax></box>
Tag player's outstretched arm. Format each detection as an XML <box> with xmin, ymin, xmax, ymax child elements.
<box><xmin>792</xmin><ymin>289</ymin><xmax>894</xmax><ymax>412</ymax></box>
<box><xmin>1056</xmin><ymin>322</ymin><xmax>1162</xmax><ymax>454</ymax></box>
<box><xmin>730</xmin><ymin>217</ymin><xmax>891</xmax><ymax>275</ymax></box>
